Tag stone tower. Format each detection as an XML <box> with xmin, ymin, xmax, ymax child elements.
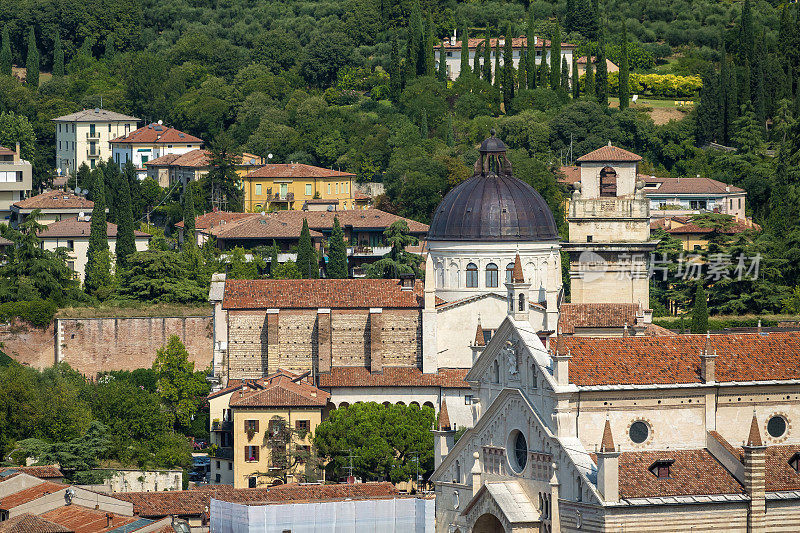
<box><xmin>563</xmin><ymin>143</ymin><xmax>656</xmax><ymax>307</ymax></box>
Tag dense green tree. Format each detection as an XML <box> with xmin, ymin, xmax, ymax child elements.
<box><xmin>561</xmin><ymin>56</ymin><xmax>570</xmax><ymax>94</ymax></box>
<box><xmin>25</xmin><ymin>28</ymin><xmax>38</xmax><ymax>89</ymax></box>
<box><xmin>300</xmin><ymin>32</ymin><xmax>356</xmax><ymax>87</ymax></box>
<box><xmin>0</xmin><ymin>27</ymin><xmax>10</xmax><ymax>76</ymax></box>
<box><xmin>272</xmin><ymin>260</ymin><xmax>302</xmax><ymax>279</ymax></box>
<box><xmin>482</xmin><ymin>33</ymin><xmax>492</xmax><ymax>83</ymax></box>
<box><xmin>572</xmin><ymin>54</ymin><xmax>580</xmax><ymax>98</ymax></box>
<box><xmin>690</xmin><ymin>282</ymin><xmax>709</xmax><ymax>333</ymax></box>
<box><xmin>696</xmin><ymin>66</ymin><xmax>721</xmax><ymax>143</ymax></box>
<box><xmin>473</xmin><ymin>41</ymin><xmax>482</xmax><ymax>79</ymax></box>
<box><xmin>84</xmin><ymin>168</ymin><xmax>112</xmax><ymax>297</ymax></box>
<box><xmin>115</xmin><ymin>171</ymin><xmax>136</xmax><ymax>270</ymax></box>
<box><xmin>296</xmin><ymin>218</ymin><xmax>318</xmax><ymax>279</ymax></box>
<box><xmin>720</xmin><ymin>40</ymin><xmax>738</xmax><ymax>146</ymax></box>
<box><xmin>494</xmin><ymin>38</ymin><xmax>501</xmax><ymax>90</ymax></box>
<box><xmin>389</xmin><ymin>39</ymin><xmax>401</xmax><ymax>101</ymax></box>
<box><xmin>595</xmin><ymin>27</ymin><xmax>608</xmax><ymax>106</ymax></box>
<box><xmin>459</xmin><ymin>24</ymin><xmax>470</xmax><ymax>78</ymax></box>
<box><xmin>327</xmin><ymin>216</ymin><xmax>348</xmax><ymax>278</ymax></box>
<box><xmin>408</xmin><ymin>1</ymin><xmax>425</xmax><ymax>77</ymax></box>
<box><xmin>502</xmin><ymin>25</ymin><xmax>515</xmax><ymax>111</ymax></box>
<box><xmin>619</xmin><ymin>24</ymin><xmax>630</xmax><ymax>110</ymax></box>
<box><xmin>52</xmin><ymin>34</ymin><xmax>64</xmax><ymax>77</ymax></box>
<box><xmin>364</xmin><ymin>220</ymin><xmax>422</xmax><ymax>278</ymax></box>
<box><xmin>420</xmin><ymin>108</ymin><xmax>428</xmax><ymax>138</ymax></box>
<box><xmin>0</xmin><ymin>112</ymin><xmax>36</xmax><ymax>163</ymax></box>
<box><xmin>314</xmin><ymin>402</ymin><xmax>434</xmax><ymax>484</ymax></box>
<box><xmin>527</xmin><ymin>11</ymin><xmax>536</xmax><ymax>89</ymax></box>
<box><xmin>519</xmin><ymin>44</ymin><xmax>527</xmax><ymax>91</ymax></box>
<box><xmin>227</xmin><ymin>247</ymin><xmax>265</xmax><ymax>279</ymax></box>
<box><xmin>538</xmin><ymin>38</ymin><xmax>548</xmax><ymax>88</ymax></box>
<box><xmin>204</xmin><ymin>133</ymin><xmax>243</xmax><ymax>212</ymax></box>
<box><xmin>104</xmin><ymin>34</ymin><xmax>116</xmax><ymax>61</ymax></box>
<box><xmin>117</xmin><ymin>250</ymin><xmax>209</xmax><ymax>302</ymax></box>
<box><xmin>550</xmin><ymin>22</ymin><xmax>561</xmax><ymax>90</ymax></box>
<box><xmin>437</xmin><ymin>43</ymin><xmax>447</xmax><ymax>82</ymax></box>
<box><xmin>585</xmin><ymin>54</ymin><xmax>595</xmax><ymax>97</ymax></box>
<box><xmin>738</xmin><ymin>0</ymin><xmax>754</xmax><ymax>63</ymax></box>
<box><xmin>425</xmin><ymin>13</ymin><xmax>436</xmax><ymax>77</ymax></box>
<box><xmin>152</xmin><ymin>336</ymin><xmax>208</xmax><ymax>429</ymax></box>
<box><xmin>182</xmin><ymin>183</ymin><xmax>196</xmax><ymax>248</ymax></box>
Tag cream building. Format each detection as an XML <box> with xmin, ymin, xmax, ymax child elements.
<box><xmin>37</xmin><ymin>216</ymin><xmax>149</xmax><ymax>281</ymax></box>
<box><xmin>53</xmin><ymin>108</ymin><xmax>139</xmax><ymax>175</ymax></box>
<box><xmin>111</xmin><ymin>123</ymin><xmax>203</xmax><ymax>178</ymax></box>
<box><xmin>432</xmin><ymin>308</ymin><xmax>800</xmax><ymax>532</ymax></box>
<box><xmin>10</xmin><ymin>190</ymin><xmax>96</xmax><ymax>228</ymax></box>
<box><xmin>0</xmin><ymin>144</ymin><xmax>32</xmax><ymax>222</ymax></box>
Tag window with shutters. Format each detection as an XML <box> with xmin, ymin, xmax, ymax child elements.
<box><xmin>245</xmin><ymin>446</ymin><xmax>259</xmax><ymax>462</ymax></box>
<box><xmin>245</xmin><ymin>420</ymin><xmax>259</xmax><ymax>440</ymax></box>
<box><xmin>296</xmin><ymin>420</ymin><xmax>310</xmax><ymax>432</ymax></box>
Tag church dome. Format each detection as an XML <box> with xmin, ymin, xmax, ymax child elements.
<box><xmin>428</xmin><ymin>133</ymin><xmax>559</xmax><ymax>242</ymax></box>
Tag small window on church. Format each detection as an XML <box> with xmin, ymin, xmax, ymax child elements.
<box><xmin>492</xmin><ymin>360</ymin><xmax>500</xmax><ymax>383</ymax></box>
<box><xmin>586</xmin><ymin>235</ymin><xmax>593</xmax><ymax>243</ymax></box>
<box><xmin>506</xmin><ymin>263</ymin><xmax>515</xmax><ymax>284</ymax></box>
<box><xmin>649</xmin><ymin>460</ymin><xmax>674</xmax><ymax>479</ymax></box>
<box><xmin>789</xmin><ymin>453</ymin><xmax>800</xmax><ymax>473</ymax></box>
<box><xmin>466</xmin><ymin>263</ymin><xmax>478</xmax><ymax>288</ymax></box>
<box><xmin>518</xmin><ymin>293</ymin><xmax>525</xmax><ymax>312</ymax></box>
<box><xmin>485</xmin><ymin>263</ymin><xmax>498</xmax><ymax>288</ymax></box>
<box><xmin>531</xmin><ymin>364</ymin><xmax>537</xmax><ymax>388</ymax></box>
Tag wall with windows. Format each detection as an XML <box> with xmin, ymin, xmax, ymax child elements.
<box><xmin>241</xmin><ymin>175</ymin><xmax>355</xmax><ymax>212</ymax></box>
<box><xmin>112</xmin><ymin>142</ymin><xmax>197</xmax><ymax>177</ymax></box>
<box><xmin>54</xmin><ymin>119</ymin><xmax>137</xmax><ymax>175</ymax></box>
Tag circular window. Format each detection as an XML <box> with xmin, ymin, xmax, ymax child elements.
<box><xmin>511</xmin><ymin>431</ymin><xmax>528</xmax><ymax>472</ymax></box>
<box><xmin>629</xmin><ymin>421</ymin><xmax>650</xmax><ymax>444</ymax></box>
<box><xmin>767</xmin><ymin>415</ymin><xmax>787</xmax><ymax>438</ymax></box>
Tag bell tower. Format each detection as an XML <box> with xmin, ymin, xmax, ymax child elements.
<box><xmin>563</xmin><ymin>143</ymin><xmax>656</xmax><ymax>307</ymax></box>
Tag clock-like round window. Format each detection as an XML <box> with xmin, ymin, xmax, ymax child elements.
<box><xmin>629</xmin><ymin>421</ymin><xmax>650</xmax><ymax>444</ymax></box>
<box><xmin>511</xmin><ymin>431</ymin><xmax>528</xmax><ymax>472</ymax></box>
<box><xmin>768</xmin><ymin>416</ymin><xmax>787</xmax><ymax>438</ymax></box>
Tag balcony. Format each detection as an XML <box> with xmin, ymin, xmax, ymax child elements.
<box><xmin>268</xmin><ymin>192</ymin><xmax>294</xmax><ymax>202</ymax></box>
<box><xmin>86</xmin><ymin>131</ymin><xmax>100</xmax><ymax>140</ymax></box>
<box><xmin>212</xmin><ymin>420</ymin><xmax>233</xmax><ymax>432</ymax></box>
<box><xmin>348</xmin><ymin>245</ymin><xmax>391</xmax><ymax>257</ymax></box>
<box><xmin>86</xmin><ymin>149</ymin><xmax>100</xmax><ymax>158</ymax></box>
<box><xmin>209</xmin><ymin>446</ymin><xmax>233</xmax><ymax>460</ymax></box>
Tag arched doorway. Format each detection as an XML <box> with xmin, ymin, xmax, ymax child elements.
<box><xmin>473</xmin><ymin>512</ymin><xmax>505</xmax><ymax>533</ymax></box>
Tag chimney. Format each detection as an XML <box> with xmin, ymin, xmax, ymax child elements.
<box><xmin>743</xmin><ymin>412</ymin><xmax>766</xmax><ymax>532</ymax></box>
<box><xmin>622</xmin><ymin>322</ymin><xmax>629</xmax><ymax>338</ymax></box>
<box><xmin>399</xmin><ymin>273</ymin><xmax>415</xmax><ymax>291</ymax></box>
<box><xmin>700</xmin><ymin>333</ymin><xmax>716</xmax><ymax>383</ymax></box>
<box><xmin>471</xmin><ymin>451</ymin><xmax>482</xmax><ymax>497</ymax></box>
<box><xmin>596</xmin><ymin>418</ymin><xmax>620</xmax><ymax>502</ymax></box>
<box><xmin>14</xmin><ymin>142</ymin><xmax>20</xmax><ymax>162</ymax></box>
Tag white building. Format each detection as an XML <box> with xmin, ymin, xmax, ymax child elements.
<box><xmin>0</xmin><ymin>144</ymin><xmax>32</xmax><ymax>222</ymax></box>
<box><xmin>435</xmin><ymin>36</ymin><xmax>576</xmax><ymax>81</ymax></box>
<box><xmin>53</xmin><ymin>108</ymin><xmax>139</xmax><ymax>175</ymax></box>
<box><xmin>110</xmin><ymin>123</ymin><xmax>203</xmax><ymax>179</ymax></box>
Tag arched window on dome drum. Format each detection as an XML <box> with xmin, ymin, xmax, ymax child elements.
<box><xmin>466</xmin><ymin>263</ymin><xmax>479</xmax><ymax>288</ymax></box>
<box><xmin>485</xmin><ymin>263</ymin><xmax>498</xmax><ymax>288</ymax></box>
<box><xmin>518</xmin><ymin>293</ymin><xmax>525</xmax><ymax>312</ymax></box>
<box><xmin>506</xmin><ymin>263</ymin><xmax>515</xmax><ymax>284</ymax></box>
<box><xmin>600</xmin><ymin>166</ymin><xmax>618</xmax><ymax>197</ymax></box>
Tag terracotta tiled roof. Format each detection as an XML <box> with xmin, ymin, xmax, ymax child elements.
<box><xmin>0</xmin><ymin>513</ymin><xmax>71</xmax><ymax>533</ymax></box>
<box><xmin>576</xmin><ymin>145</ymin><xmax>642</xmax><ymax>163</ymax></box>
<box><xmin>0</xmin><ymin>465</ymin><xmax>62</xmax><ymax>480</ymax></box>
<box><xmin>217</xmin><ymin>482</ymin><xmax>399</xmax><ymax>504</ymax></box>
<box><xmin>318</xmin><ymin>366</ymin><xmax>468</xmax><ymax>389</ymax></box>
<box><xmin>243</xmin><ymin>163</ymin><xmax>354</xmax><ymax>179</ymax></box>
<box><xmin>558</xmin><ymin>166</ymin><xmax>581</xmax><ymax>185</ymax></box>
<box><xmin>210</xmin><ymin>214</ymin><xmax>325</xmax><ymax>240</ymax></box>
<box><xmin>53</xmin><ymin>109</ymin><xmax>139</xmax><ymax>123</ymax></box>
<box><xmin>112</xmin><ymin>486</ymin><xmax>234</xmax><ymax>517</ymax></box>
<box><xmin>175</xmin><ymin>211</ymin><xmax>253</xmax><ymax>230</ymax></box>
<box><xmin>0</xmin><ymin>146</ymin><xmax>16</xmax><ymax>157</ymax></box>
<box><xmin>39</xmin><ymin>506</ymin><xmax>140</xmax><ymax>533</ymax></box>
<box><xmin>223</xmin><ymin>279</ymin><xmax>423</xmax><ymax>309</ymax></box>
<box><xmin>641</xmin><ymin>323</ymin><xmax>677</xmax><ymax>336</ymax></box>
<box><xmin>37</xmin><ymin>218</ymin><xmax>149</xmax><ymax>239</ymax></box>
<box><xmin>645</xmin><ymin>176</ymin><xmax>745</xmax><ymax>195</ymax></box>
<box><xmin>608</xmin><ymin>449</ymin><xmax>745</xmax><ymax>499</ymax></box>
<box><xmin>0</xmin><ymin>482</ymin><xmax>67</xmax><ymax>510</ymax></box>
<box><xmin>656</xmin><ymin>220</ymin><xmax>756</xmax><ymax>236</ymax></box>
<box><xmin>511</xmin><ymin>254</ymin><xmax>524</xmax><ymax>283</ymax></box>
<box><xmin>600</xmin><ymin>419</ymin><xmax>615</xmax><ymax>452</ymax></box>
<box><xmin>441</xmin><ymin>36</ymin><xmax>576</xmax><ymax>50</ymax></box>
<box><xmin>229</xmin><ymin>370</ymin><xmax>329</xmax><ymax>408</ymax></box>
<box><xmin>207</xmin><ymin>379</ymin><xmax>243</xmax><ymax>400</ymax></box>
<box><xmin>110</xmin><ymin>123</ymin><xmax>202</xmax><ymax>145</ymax></box>
<box><xmin>564</xmin><ymin>332</ymin><xmax>800</xmax><ymax>386</ymax></box>
<box><xmin>13</xmin><ymin>192</ymin><xmax>93</xmax><ymax>211</ymax></box>
<box><xmin>559</xmin><ymin>303</ymin><xmax>642</xmax><ymax>335</ymax></box>
<box><xmin>474</xmin><ymin>322</ymin><xmax>485</xmax><ymax>347</ymax></box>
<box><xmin>762</xmin><ymin>445</ymin><xmax>800</xmax><ymax>492</ymax></box>
<box><xmin>747</xmin><ymin>414</ymin><xmax>763</xmax><ymax>447</ymax></box>
<box><xmin>146</xmin><ymin>150</ymin><xmax>261</xmax><ymax>168</ymax></box>
<box><xmin>437</xmin><ymin>400</ymin><xmax>451</xmax><ymax>431</ymax></box>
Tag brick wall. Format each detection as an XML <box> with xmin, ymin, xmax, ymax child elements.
<box><xmin>227</xmin><ymin>308</ymin><xmax>422</xmax><ymax>380</ymax></box>
<box><xmin>59</xmin><ymin>316</ymin><xmax>213</xmax><ymax>376</ymax></box>
<box><xmin>0</xmin><ymin>320</ymin><xmax>57</xmax><ymax>368</ymax></box>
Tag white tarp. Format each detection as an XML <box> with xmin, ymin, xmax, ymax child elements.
<box><xmin>210</xmin><ymin>496</ymin><xmax>434</xmax><ymax>533</ymax></box>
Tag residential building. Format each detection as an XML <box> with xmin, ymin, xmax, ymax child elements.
<box><xmin>575</xmin><ymin>55</ymin><xmax>620</xmax><ymax>76</ymax></box>
<box><xmin>37</xmin><ymin>216</ymin><xmax>149</xmax><ymax>281</ymax></box>
<box><xmin>431</xmin><ymin>314</ymin><xmax>800</xmax><ymax>532</ymax></box>
<box><xmin>435</xmin><ymin>35</ymin><xmax>576</xmax><ymax>81</ymax></box>
<box><xmin>0</xmin><ymin>144</ymin><xmax>32</xmax><ymax>222</ymax></box>
<box><xmin>0</xmin><ymin>465</ymin><xmax>63</xmax><ymax>483</ymax></box>
<box><xmin>144</xmin><ymin>149</ymin><xmax>263</xmax><ymax>188</ymax></box>
<box><xmin>240</xmin><ymin>164</ymin><xmax>357</xmax><ymax>212</ymax></box>
<box><xmin>52</xmin><ymin>108</ymin><xmax>139</xmax><ymax>175</ymax></box>
<box><xmin>651</xmin><ymin>215</ymin><xmax>759</xmax><ymax>251</ymax></box>
<box><xmin>110</xmin><ymin>123</ymin><xmax>203</xmax><ymax>178</ymax></box>
<box><xmin>10</xmin><ymin>191</ymin><xmax>95</xmax><ymax>228</ymax></box>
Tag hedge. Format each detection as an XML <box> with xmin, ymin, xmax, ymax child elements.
<box><xmin>0</xmin><ymin>300</ymin><xmax>58</xmax><ymax>328</ymax></box>
<box><xmin>580</xmin><ymin>72</ymin><xmax>702</xmax><ymax>98</ymax></box>
<box><xmin>653</xmin><ymin>316</ymin><xmax>779</xmax><ymax>331</ymax></box>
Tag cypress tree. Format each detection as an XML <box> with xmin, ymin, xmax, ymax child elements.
<box><xmin>738</xmin><ymin>0</ymin><xmax>754</xmax><ymax>63</ymax></box>
<box><xmin>438</xmin><ymin>42</ymin><xmax>447</xmax><ymax>81</ymax></box>
<box><xmin>269</xmin><ymin>240</ymin><xmax>279</xmax><ymax>276</ymax></box>
<box><xmin>518</xmin><ymin>44</ymin><xmax>527</xmax><ymax>91</ymax></box>
<box><xmin>618</xmin><ymin>23</ymin><xmax>630</xmax><ymax>110</ymax></box>
<box><xmin>720</xmin><ymin>39</ymin><xmax>738</xmax><ymax>146</ymax></box>
<box><xmin>550</xmin><ymin>22</ymin><xmax>561</xmax><ymax>90</ymax></box>
<box><xmin>527</xmin><ymin>12</ymin><xmax>536</xmax><ymax>89</ymax></box>
<box><xmin>53</xmin><ymin>34</ymin><xmax>64</xmax><ymax>77</ymax></box>
<box><xmin>459</xmin><ymin>24</ymin><xmax>470</xmax><ymax>78</ymax></box>
<box><xmin>690</xmin><ymin>282</ymin><xmax>708</xmax><ymax>334</ymax></box>
<box><xmin>25</xmin><ymin>27</ymin><xmax>39</xmax><ymax>89</ymax></box>
<box><xmin>696</xmin><ymin>65</ymin><xmax>721</xmax><ymax>143</ymax></box>
<box><xmin>408</xmin><ymin>1</ymin><xmax>424</xmax><ymax>77</ymax></box>
<box><xmin>425</xmin><ymin>13</ymin><xmax>436</xmax><ymax>76</ymax></box>
<box><xmin>585</xmin><ymin>54</ymin><xmax>595</xmax><ymax>97</ymax></box>
<box><xmin>561</xmin><ymin>55</ymin><xmax>570</xmax><ymax>93</ymax></box>
<box><xmin>752</xmin><ymin>49</ymin><xmax>765</xmax><ymax>133</ymax></box>
<box><xmin>327</xmin><ymin>216</ymin><xmax>348</xmax><ymax>279</ymax></box>
<box><xmin>502</xmin><ymin>25</ymin><xmax>515</xmax><ymax>110</ymax></box>
<box><xmin>473</xmin><ymin>41</ymin><xmax>482</xmax><ymax>80</ymax></box>
<box><xmin>389</xmin><ymin>39</ymin><xmax>401</xmax><ymax>101</ymax></box>
<box><xmin>572</xmin><ymin>53</ymin><xmax>580</xmax><ymax>98</ymax></box>
<box><xmin>296</xmin><ymin>218</ymin><xmax>318</xmax><ymax>279</ymax></box>
<box><xmin>482</xmin><ymin>33</ymin><xmax>492</xmax><ymax>83</ymax></box>
<box><xmin>420</xmin><ymin>108</ymin><xmax>428</xmax><ymax>138</ymax></box>
<box><xmin>595</xmin><ymin>26</ymin><xmax>608</xmax><ymax>106</ymax></box>
<box><xmin>182</xmin><ymin>183</ymin><xmax>196</xmax><ymax>248</ymax></box>
<box><xmin>85</xmin><ymin>168</ymin><xmax>111</xmax><ymax>295</ymax></box>
<box><xmin>116</xmin><ymin>171</ymin><xmax>136</xmax><ymax>269</ymax></box>
<box><xmin>0</xmin><ymin>27</ymin><xmax>10</xmax><ymax>76</ymax></box>
<box><xmin>104</xmin><ymin>34</ymin><xmax>116</xmax><ymax>61</ymax></box>
<box><xmin>565</xmin><ymin>0</ymin><xmax>576</xmax><ymax>33</ymax></box>
<box><xmin>494</xmin><ymin>37</ymin><xmax>501</xmax><ymax>89</ymax></box>
<box><xmin>538</xmin><ymin>38</ymin><xmax>548</xmax><ymax>88</ymax></box>
<box><xmin>444</xmin><ymin>113</ymin><xmax>454</xmax><ymax>146</ymax></box>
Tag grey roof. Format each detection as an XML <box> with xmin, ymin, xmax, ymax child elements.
<box><xmin>484</xmin><ymin>482</ymin><xmax>540</xmax><ymax>523</ymax></box>
<box><xmin>53</xmin><ymin>108</ymin><xmax>140</xmax><ymax>122</ymax></box>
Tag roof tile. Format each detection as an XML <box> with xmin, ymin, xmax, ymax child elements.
<box><xmin>110</xmin><ymin>124</ymin><xmax>202</xmax><ymax>145</ymax></box>
<box><xmin>243</xmin><ymin>164</ymin><xmax>354</xmax><ymax>179</ymax></box>
<box><xmin>229</xmin><ymin>370</ymin><xmax>330</xmax><ymax>408</ymax></box>
<box><xmin>13</xmin><ymin>192</ymin><xmax>93</xmax><ymax>211</ymax></box>
<box><xmin>37</xmin><ymin>218</ymin><xmax>149</xmax><ymax>239</ymax></box>
<box><xmin>576</xmin><ymin>145</ymin><xmax>642</xmax><ymax>163</ymax></box>
<box><xmin>559</xmin><ymin>303</ymin><xmax>642</xmax><ymax>334</ymax></box>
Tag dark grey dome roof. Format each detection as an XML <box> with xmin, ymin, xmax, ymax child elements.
<box><xmin>428</xmin><ymin>173</ymin><xmax>559</xmax><ymax>242</ymax></box>
<box><xmin>479</xmin><ymin>135</ymin><xmax>507</xmax><ymax>153</ymax></box>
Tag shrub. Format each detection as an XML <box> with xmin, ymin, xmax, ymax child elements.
<box><xmin>0</xmin><ymin>300</ymin><xmax>58</xmax><ymax>328</ymax></box>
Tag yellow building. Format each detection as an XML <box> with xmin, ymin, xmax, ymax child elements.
<box><xmin>240</xmin><ymin>163</ymin><xmax>357</xmax><ymax>212</ymax></box>
<box><xmin>209</xmin><ymin>370</ymin><xmax>330</xmax><ymax>489</ymax></box>
<box><xmin>650</xmin><ymin>215</ymin><xmax>759</xmax><ymax>251</ymax></box>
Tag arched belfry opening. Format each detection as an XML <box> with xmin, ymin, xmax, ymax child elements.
<box><xmin>474</xmin><ymin>130</ymin><xmax>514</xmax><ymax>177</ymax></box>
<box><xmin>600</xmin><ymin>166</ymin><xmax>617</xmax><ymax>197</ymax></box>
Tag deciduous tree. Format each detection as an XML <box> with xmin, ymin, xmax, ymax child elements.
<box><xmin>152</xmin><ymin>336</ymin><xmax>207</xmax><ymax>429</ymax></box>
